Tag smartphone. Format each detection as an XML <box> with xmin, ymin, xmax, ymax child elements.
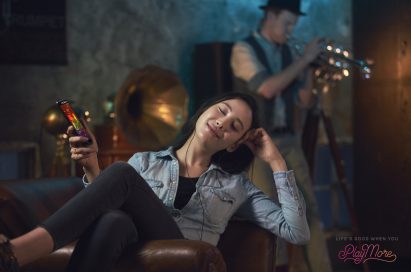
<box><xmin>56</xmin><ymin>99</ymin><xmax>92</xmax><ymax>146</ymax></box>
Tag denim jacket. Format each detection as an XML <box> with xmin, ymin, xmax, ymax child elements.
<box><xmin>126</xmin><ymin>147</ymin><xmax>310</xmax><ymax>246</ymax></box>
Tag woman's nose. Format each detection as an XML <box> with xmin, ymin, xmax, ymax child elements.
<box><xmin>216</xmin><ymin>120</ymin><xmax>223</xmax><ymax>129</ymax></box>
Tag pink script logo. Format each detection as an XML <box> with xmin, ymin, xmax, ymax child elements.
<box><xmin>338</xmin><ymin>243</ymin><xmax>397</xmax><ymax>264</ymax></box>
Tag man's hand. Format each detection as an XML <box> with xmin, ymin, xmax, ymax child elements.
<box><xmin>302</xmin><ymin>37</ymin><xmax>323</xmax><ymax>65</ymax></box>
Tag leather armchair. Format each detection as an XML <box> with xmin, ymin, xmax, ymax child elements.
<box><xmin>0</xmin><ymin>178</ymin><xmax>276</xmax><ymax>272</ymax></box>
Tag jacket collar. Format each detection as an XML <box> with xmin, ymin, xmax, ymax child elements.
<box><xmin>154</xmin><ymin>147</ymin><xmax>230</xmax><ymax>187</ymax></box>
<box><xmin>154</xmin><ymin>146</ymin><xmax>176</xmax><ymax>159</ymax></box>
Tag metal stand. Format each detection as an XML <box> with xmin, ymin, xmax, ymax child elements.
<box><xmin>302</xmin><ymin>95</ymin><xmax>370</xmax><ymax>272</ymax></box>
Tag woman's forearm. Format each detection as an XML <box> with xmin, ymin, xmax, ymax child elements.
<box><xmin>83</xmin><ymin>155</ymin><xmax>101</xmax><ymax>183</ymax></box>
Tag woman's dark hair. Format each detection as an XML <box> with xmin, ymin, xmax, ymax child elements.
<box><xmin>173</xmin><ymin>92</ymin><xmax>260</xmax><ymax>174</ymax></box>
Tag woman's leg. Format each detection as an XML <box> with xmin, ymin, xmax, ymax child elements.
<box><xmin>66</xmin><ymin>210</ymin><xmax>138</xmax><ymax>272</ymax></box>
<box><xmin>10</xmin><ymin>161</ymin><xmax>183</xmax><ymax>267</ymax></box>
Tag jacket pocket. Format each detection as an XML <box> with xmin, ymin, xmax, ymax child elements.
<box><xmin>202</xmin><ymin>187</ymin><xmax>234</xmax><ymax>226</ymax></box>
<box><xmin>145</xmin><ymin>179</ymin><xmax>164</xmax><ymax>195</ymax></box>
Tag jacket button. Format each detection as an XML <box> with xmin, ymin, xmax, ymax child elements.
<box><xmin>171</xmin><ymin>211</ymin><xmax>180</xmax><ymax>217</ymax></box>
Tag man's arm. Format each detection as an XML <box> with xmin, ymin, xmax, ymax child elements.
<box><xmin>258</xmin><ymin>38</ymin><xmax>323</xmax><ymax>100</ymax></box>
<box><xmin>231</xmin><ymin>38</ymin><xmax>322</xmax><ymax>100</ymax></box>
<box><xmin>257</xmin><ymin>56</ymin><xmax>312</xmax><ymax>99</ymax></box>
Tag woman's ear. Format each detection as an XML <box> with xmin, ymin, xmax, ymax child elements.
<box><xmin>226</xmin><ymin>129</ymin><xmax>255</xmax><ymax>153</ymax></box>
<box><xmin>226</xmin><ymin>143</ymin><xmax>239</xmax><ymax>153</ymax></box>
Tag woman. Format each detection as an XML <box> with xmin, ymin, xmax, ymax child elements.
<box><xmin>0</xmin><ymin>92</ymin><xmax>309</xmax><ymax>271</ymax></box>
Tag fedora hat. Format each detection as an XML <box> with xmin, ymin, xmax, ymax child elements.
<box><xmin>260</xmin><ymin>0</ymin><xmax>306</xmax><ymax>16</ymax></box>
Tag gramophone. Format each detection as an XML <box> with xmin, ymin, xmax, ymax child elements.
<box><xmin>95</xmin><ymin>65</ymin><xmax>189</xmax><ymax>168</ymax></box>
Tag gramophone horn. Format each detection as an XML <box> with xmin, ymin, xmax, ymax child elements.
<box><xmin>115</xmin><ymin>65</ymin><xmax>189</xmax><ymax>150</ymax></box>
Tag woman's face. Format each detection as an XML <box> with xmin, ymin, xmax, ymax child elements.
<box><xmin>195</xmin><ymin>98</ymin><xmax>253</xmax><ymax>152</ymax></box>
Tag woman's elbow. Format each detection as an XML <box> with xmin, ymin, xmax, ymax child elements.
<box><xmin>294</xmin><ymin>227</ymin><xmax>311</xmax><ymax>245</ymax></box>
<box><xmin>296</xmin><ymin>230</ymin><xmax>311</xmax><ymax>245</ymax></box>
<box><xmin>287</xmin><ymin>226</ymin><xmax>311</xmax><ymax>245</ymax></box>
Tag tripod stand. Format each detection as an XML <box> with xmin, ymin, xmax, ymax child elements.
<box><xmin>302</xmin><ymin>89</ymin><xmax>370</xmax><ymax>272</ymax></box>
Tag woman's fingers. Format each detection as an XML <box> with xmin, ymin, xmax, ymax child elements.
<box><xmin>244</xmin><ymin>139</ymin><xmax>256</xmax><ymax>153</ymax></box>
<box><xmin>248</xmin><ymin>128</ymin><xmax>264</xmax><ymax>145</ymax></box>
<box><xmin>237</xmin><ymin>129</ymin><xmax>255</xmax><ymax>146</ymax></box>
<box><xmin>70</xmin><ymin>146</ymin><xmax>94</xmax><ymax>154</ymax></box>
<box><xmin>71</xmin><ymin>152</ymin><xmax>92</xmax><ymax>160</ymax></box>
<box><xmin>80</xmin><ymin>118</ymin><xmax>97</xmax><ymax>142</ymax></box>
<box><xmin>70</xmin><ymin>144</ymin><xmax>97</xmax><ymax>156</ymax></box>
<box><xmin>244</xmin><ymin>129</ymin><xmax>263</xmax><ymax>153</ymax></box>
<box><xmin>69</xmin><ymin>135</ymin><xmax>92</xmax><ymax>145</ymax></box>
<box><xmin>68</xmin><ymin>136</ymin><xmax>94</xmax><ymax>150</ymax></box>
<box><xmin>70</xmin><ymin>147</ymin><xmax>94</xmax><ymax>160</ymax></box>
<box><xmin>66</xmin><ymin>125</ymin><xmax>75</xmax><ymax>136</ymax></box>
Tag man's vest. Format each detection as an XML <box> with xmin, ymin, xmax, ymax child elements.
<box><xmin>233</xmin><ymin>35</ymin><xmax>299</xmax><ymax>132</ymax></box>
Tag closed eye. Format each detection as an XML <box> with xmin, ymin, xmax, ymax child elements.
<box><xmin>218</xmin><ymin>106</ymin><xmax>226</xmax><ymax>115</ymax></box>
<box><xmin>219</xmin><ymin>102</ymin><xmax>245</xmax><ymax>131</ymax></box>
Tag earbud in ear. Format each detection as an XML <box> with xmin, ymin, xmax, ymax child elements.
<box><xmin>226</xmin><ymin>144</ymin><xmax>238</xmax><ymax>153</ymax></box>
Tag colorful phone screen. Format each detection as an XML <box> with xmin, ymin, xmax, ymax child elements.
<box><xmin>57</xmin><ymin>99</ymin><xmax>92</xmax><ymax>144</ymax></box>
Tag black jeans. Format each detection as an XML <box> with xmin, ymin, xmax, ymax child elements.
<box><xmin>40</xmin><ymin>162</ymin><xmax>184</xmax><ymax>271</ymax></box>
<box><xmin>66</xmin><ymin>210</ymin><xmax>138</xmax><ymax>271</ymax></box>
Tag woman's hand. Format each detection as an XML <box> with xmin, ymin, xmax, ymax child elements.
<box><xmin>244</xmin><ymin>128</ymin><xmax>288</xmax><ymax>172</ymax></box>
<box><xmin>67</xmin><ymin>120</ymin><xmax>100</xmax><ymax>181</ymax></box>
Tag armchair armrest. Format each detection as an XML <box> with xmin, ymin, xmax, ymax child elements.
<box><xmin>23</xmin><ymin>240</ymin><xmax>226</xmax><ymax>272</ymax></box>
<box><xmin>217</xmin><ymin>221</ymin><xmax>276</xmax><ymax>272</ymax></box>
<box><xmin>115</xmin><ymin>239</ymin><xmax>226</xmax><ymax>272</ymax></box>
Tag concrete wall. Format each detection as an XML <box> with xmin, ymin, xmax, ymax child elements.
<box><xmin>0</xmin><ymin>0</ymin><xmax>352</xmax><ymax>175</ymax></box>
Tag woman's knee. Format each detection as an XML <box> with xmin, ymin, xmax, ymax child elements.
<box><xmin>98</xmin><ymin>210</ymin><xmax>136</xmax><ymax>232</ymax></box>
<box><xmin>68</xmin><ymin>210</ymin><xmax>138</xmax><ymax>271</ymax></box>
<box><xmin>98</xmin><ymin>162</ymin><xmax>144</xmax><ymax>186</ymax></box>
<box><xmin>94</xmin><ymin>210</ymin><xmax>138</xmax><ymax>245</ymax></box>
<box><xmin>105</xmin><ymin>161</ymin><xmax>136</xmax><ymax>175</ymax></box>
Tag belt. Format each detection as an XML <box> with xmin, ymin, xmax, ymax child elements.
<box><xmin>269</xmin><ymin>126</ymin><xmax>293</xmax><ymax>135</ymax></box>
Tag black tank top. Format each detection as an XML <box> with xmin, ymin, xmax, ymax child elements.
<box><xmin>174</xmin><ymin>176</ymin><xmax>198</xmax><ymax>210</ymax></box>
